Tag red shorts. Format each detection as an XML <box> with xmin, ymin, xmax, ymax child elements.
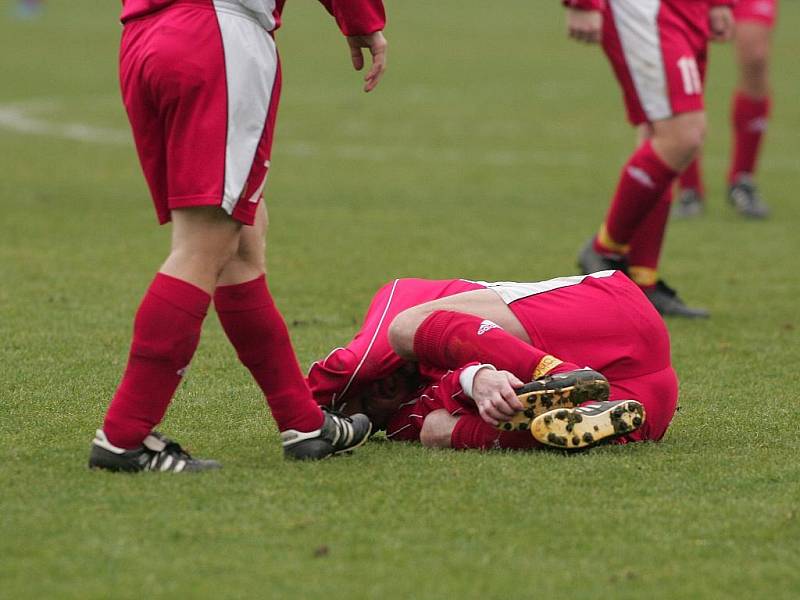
<box><xmin>506</xmin><ymin>271</ymin><xmax>678</xmax><ymax>441</ymax></box>
<box><xmin>734</xmin><ymin>0</ymin><xmax>777</xmax><ymax>28</ymax></box>
<box><xmin>602</xmin><ymin>0</ymin><xmax>709</xmax><ymax>125</ymax></box>
<box><xmin>119</xmin><ymin>3</ymin><xmax>281</xmax><ymax>225</ymax></box>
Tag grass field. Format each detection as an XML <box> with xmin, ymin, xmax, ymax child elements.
<box><xmin>2</xmin><ymin>2</ymin><xmax>799</xmax><ymax>598</ymax></box>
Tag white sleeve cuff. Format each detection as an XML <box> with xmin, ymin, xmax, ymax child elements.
<box><xmin>459</xmin><ymin>364</ymin><xmax>497</xmax><ymax>399</ymax></box>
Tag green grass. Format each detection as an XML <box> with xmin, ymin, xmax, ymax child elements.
<box><xmin>1</xmin><ymin>1</ymin><xmax>799</xmax><ymax>598</ymax></box>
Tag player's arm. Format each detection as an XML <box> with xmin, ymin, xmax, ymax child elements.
<box><xmin>422</xmin><ymin>364</ymin><xmax>525</xmax><ymax>427</ymax></box>
<box><xmin>709</xmin><ymin>0</ymin><xmax>735</xmax><ymax>43</ymax></box>
<box><xmin>317</xmin><ymin>0</ymin><xmax>388</xmax><ymax>92</ymax></box>
<box><xmin>562</xmin><ymin>0</ymin><xmax>604</xmax><ymax>44</ymax></box>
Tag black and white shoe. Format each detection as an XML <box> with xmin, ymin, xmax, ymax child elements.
<box><xmin>729</xmin><ymin>176</ymin><xmax>769</xmax><ymax>219</ymax></box>
<box><xmin>644</xmin><ymin>279</ymin><xmax>709</xmax><ymax>319</ymax></box>
<box><xmin>577</xmin><ymin>237</ymin><xmax>628</xmax><ymax>275</ymax></box>
<box><xmin>672</xmin><ymin>189</ymin><xmax>705</xmax><ymax>219</ymax></box>
<box><xmin>498</xmin><ymin>368</ymin><xmax>610</xmax><ymax>432</ymax></box>
<box><xmin>282</xmin><ymin>408</ymin><xmax>372</xmax><ymax>460</ymax></box>
<box><xmin>531</xmin><ymin>399</ymin><xmax>645</xmax><ymax>451</ymax></box>
<box><xmin>88</xmin><ymin>430</ymin><xmax>221</xmax><ymax>473</ymax></box>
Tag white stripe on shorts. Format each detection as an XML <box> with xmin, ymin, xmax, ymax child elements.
<box><xmin>466</xmin><ymin>271</ymin><xmax>616</xmax><ymax>305</ymax></box>
<box><xmin>213</xmin><ymin>1</ymin><xmax>278</xmax><ymax>215</ymax></box>
<box><xmin>610</xmin><ymin>0</ymin><xmax>672</xmax><ymax>122</ymax></box>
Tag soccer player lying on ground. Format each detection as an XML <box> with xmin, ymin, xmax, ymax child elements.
<box><xmin>308</xmin><ymin>270</ymin><xmax>678</xmax><ymax>451</ymax></box>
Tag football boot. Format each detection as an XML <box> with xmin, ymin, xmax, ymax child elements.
<box><xmin>282</xmin><ymin>407</ymin><xmax>372</xmax><ymax>460</ymax></box>
<box><xmin>531</xmin><ymin>399</ymin><xmax>645</xmax><ymax>450</ymax></box>
<box><xmin>498</xmin><ymin>368</ymin><xmax>610</xmax><ymax>432</ymax></box>
<box><xmin>728</xmin><ymin>176</ymin><xmax>769</xmax><ymax>219</ymax></box>
<box><xmin>88</xmin><ymin>430</ymin><xmax>221</xmax><ymax>473</ymax></box>
<box><xmin>577</xmin><ymin>237</ymin><xmax>628</xmax><ymax>275</ymax></box>
<box><xmin>644</xmin><ymin>279</ymin><xmax>709</xmax><ymax>319</ymax></box>
<box><xmin>672</xmin><ymin>189</ymin><xmax>705</xmax><ymax>219</ymax></box>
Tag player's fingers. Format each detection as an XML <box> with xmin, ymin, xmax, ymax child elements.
<box><xmin>491</xmin><ymin>395</ymin><xmax>517</xmax><ymax>418</ymax></box>
<box><xmin>479</xmin><ymin>406</ymin><xmax>500</xmax><ymax>427</ymax></box>
<box><xmin>348</xmin><ymin>41</ymin><xmax>365</xmax><ymax>71</ymax></box>
<box><xmin>364</xmin><ymin>44</ymin><xmax>387</xmax><ymax>92</ymax></box>
<box><xmin>507</xmin><ymin>372</ymin><xmax>525</xmax><ymax>388</ymax></box>
<box><xmin>501</xmin><ymin>388</ymin><xmax>524</xmax><ymax>412</ymax></box>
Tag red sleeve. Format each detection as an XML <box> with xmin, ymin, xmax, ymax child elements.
<box><xmin>562</xmin><ymin>0</ymin><xmax>604</xmax><ymax>11</ymax></box>
<box><xmin>709</xmin><ymin>0</ymin><xmax>735</xmax><ymax>7</ymax></box>
<box><xmin>318</xmin><ymin>0</ymin><xmax>386</xmax><ymax>36</ymax></box>
<box><xmin>384</xmin><ymin>365</ymin><xmax>479</xmax><ymax>442</ymax></box>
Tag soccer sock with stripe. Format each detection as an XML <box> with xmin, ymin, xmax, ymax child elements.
<box><xmin>627</xmin><ymin>188</ymin><xmax>672</xmax><ymax>291</ymax></box>
<box><xmin>214</xmin><ymin>275</ymin><xmax>324</xmax><ymax>433</ymax></box>
<box><xmin>412</xmin><ymin>310</ymin><xmax>577</xmax><ymax>381</ymax></box>
<box><xmin>594</xmin><ymin>140</ymin><xmax>677</xmax><ymax>256</ymax></box>
<box><xmin>729</xmin><ymin>92</ymin><xmax>770</xmax><ymax>183</ymax></box>
<box><xmin>103</xmin><ymin>273</ymin><xmax>210</xmax><ymax>449</ymax></box>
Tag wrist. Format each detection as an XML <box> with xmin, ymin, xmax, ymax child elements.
<box><xmin>459</xmin><ymin>364</ymin><xmax>497</xmax><ymax>399</ymax></box>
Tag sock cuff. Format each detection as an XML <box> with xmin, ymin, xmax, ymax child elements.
<box><xmin>413</xmin><ymin>310</ymin><xmax>458</xmax><ymax>364</ymax></box>
<box><xmin>734</xmin><ymin>91</ymin><xmax>771</xmax><ymax>115</ymax></box>
<box><xmin>634</xmin><ymin>140</ymin><xmax>678</xmax><ymax>186</ymax></box>
<box><xmin>214</xmin><ymin>274</ymin><xmax>272</xmax><ymax>313</ymax></box>
<box><xmin>151</xmin><ymin>273</ymin><xmax>211</xmax><ymax>319</ymax></box>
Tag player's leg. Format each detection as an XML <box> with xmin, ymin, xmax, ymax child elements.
<box><xmin>728</xmin><ymin>18</ymin><xmax>773</xmax><ymax>218</ymax></box>
<box><xmin>92</xmin><ymin>206</ymin><xmax>242</xmax><ymax>472</ymax></box>
<box><xmin>214</xmin><ymin>205</ymin><xmax>370</xmax><ymax>459</ymax></box>
<box><xmin>627</xmin><ymin>123</ymin><xmax>709</xmax><ymax>318</ymax></box>
<box><xmin>388</xmin><ymin>293</ymin><xmax>609</xmax><ymax>428</ymax></box>
<box><xmin>674</xmin><ymin>156</ymin><xmax>706</xmax><ymax>219</ymax></box>
<box><xmin>423</xmin><ymin>410</ymin><xmax>540</xmax><ymax>450</ymax></box>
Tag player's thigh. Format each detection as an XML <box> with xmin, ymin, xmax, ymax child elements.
<box><xmin>420</xmin><ymin>410</ymin><xmax>459</xmax><ymax>448</ymax></box>
<box><xmin>389</xmin><ymin>289</ymin><xmax>530</xmax><ymax>357</ymax></box>
<box><xmin>735</xmin><ymin>22</ymin><xmax>772</xmax><ymax>93</ymax></box>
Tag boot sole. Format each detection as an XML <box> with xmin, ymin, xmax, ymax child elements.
<box><xmin>498</xmin><ymin>376</ymin><xmax>610</xmax><ymax>432</ymax></box>
<box><xmin>531</xmin><ymin>400</ymin><xmax>645</xmax><ymax>450</ymax></box>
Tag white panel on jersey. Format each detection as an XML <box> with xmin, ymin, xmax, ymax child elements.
<box><xmin>466</xmin><ymin>271</ymin><xmax>616</xmax><ymax>305</ymax></box>
<box><xmin>610</xmin><ymin>0</ymin><xmax>672</xmax><ymax>122</ymax></box>
<box><xmin>213</xmin><ymin>0</ymin><xmax>278</xmax><ymax>215</ymax></box>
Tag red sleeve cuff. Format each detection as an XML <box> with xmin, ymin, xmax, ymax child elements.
<box><xmin>322</xmin><ymin>0</ymin><xmax>386</xmax><ymax>36</ymax></box>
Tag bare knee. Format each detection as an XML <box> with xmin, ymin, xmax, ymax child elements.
<box><xmin>388</xmin><ymin>305</ymin><xmax>435</xmax><ymax>360</ymax></box>
<box><xmin>420</xmin><ymin>410</ymin><xmax>458</xmax><ymax>448</ymax></box>
<box><xmin>652</xmin><ymin>112</ymin><xmax>707</xmax><ymax>171</ymax></box>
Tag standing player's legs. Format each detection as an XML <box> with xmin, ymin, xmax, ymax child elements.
<box><xmin>727</xmin><ymin>8</ymin><xmax>774</xmax><ymax>218</ymax></box>
<box><xmin>90</xmin><ymin>5</ymin><xmax>369</xmax><ymax>471</ymax></box>
<box><xmin>580</xmin><ymin>0</ymin><xmax>708</xmax><ymax>318</ymax></box>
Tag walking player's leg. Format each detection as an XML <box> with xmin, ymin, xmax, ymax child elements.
<box><xmin>215</xmin><ymin>204</ymin><xmax>324</xmax><ymax>434</ymax></box>
<box><xmin>92</xmin><ymin>207</ymin><xmax>241</xmax><ymax>472</ymax></box>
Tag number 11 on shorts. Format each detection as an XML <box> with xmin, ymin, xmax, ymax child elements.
<box><xmin>677</xmin><ymin>56</ymin><xmax>702</xmax><ymax>95</ymax></box>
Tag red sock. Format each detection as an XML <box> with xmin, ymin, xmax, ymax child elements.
<box><xmin>214</xmin><ymin>276</ymin><xmax>323</xmax><ymax>433</ymax></box>
<box><xmin>627</xmin><ymin>188</ymin><xmax>672</xmax><ymax>291</ymax></box>
<box><xmin>412</xmin><ymin>310</ymin><xmax>578</xmax><ymax>381</ymax></box>
<box><xmin>602</xmin><ymin>140</ymin><xmax>677</xmax><ymax>248</ymax></box>
<box><xmin>729</xmin><ymin>92</ymin><xmax>770</xmax><ymax>183</ymax></box>
<box><xmin>103</xmin><ymin>274</ymin><xmax>210</xmax><ymax>449</ymax></box>
<box><xmin>678</xmin><ymin>157</ymin><xmax>705</xmax><ymax>197</ymax></box>
<box><xmin>450</xmin><ymin>414</ymin><xmax>539</xmax><ymax>450</ymax></box>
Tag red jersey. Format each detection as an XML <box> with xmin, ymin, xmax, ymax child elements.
<box><xmin>120</xmin><ymin>0</ymin><xmax>386</xmax><ymax>36</ymax></box>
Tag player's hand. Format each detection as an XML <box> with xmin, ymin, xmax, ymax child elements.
<box><xmin>347</xmin><ymin>31</ymin><xmax>388</xmax><ymax>92</ymax></box>
<box><xmin>566</xmin><ymin>8</ymin><xmax>602</xmax><ymax>44</ymax></box>
<box><xmin>472</xmin><ymin>369</ymin><xmax>525</xmax><ymax>427</ymax></box>
<box><xmin>709</xmin><ymin>6</ymin><xmax>734</xmax><ymax>42</ymax></box>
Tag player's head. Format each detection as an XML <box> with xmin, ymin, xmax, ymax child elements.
<box><xmin>336</xmin><ymin>363</ymin><xmax>422</xmax><ymax>431</ymax></box>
